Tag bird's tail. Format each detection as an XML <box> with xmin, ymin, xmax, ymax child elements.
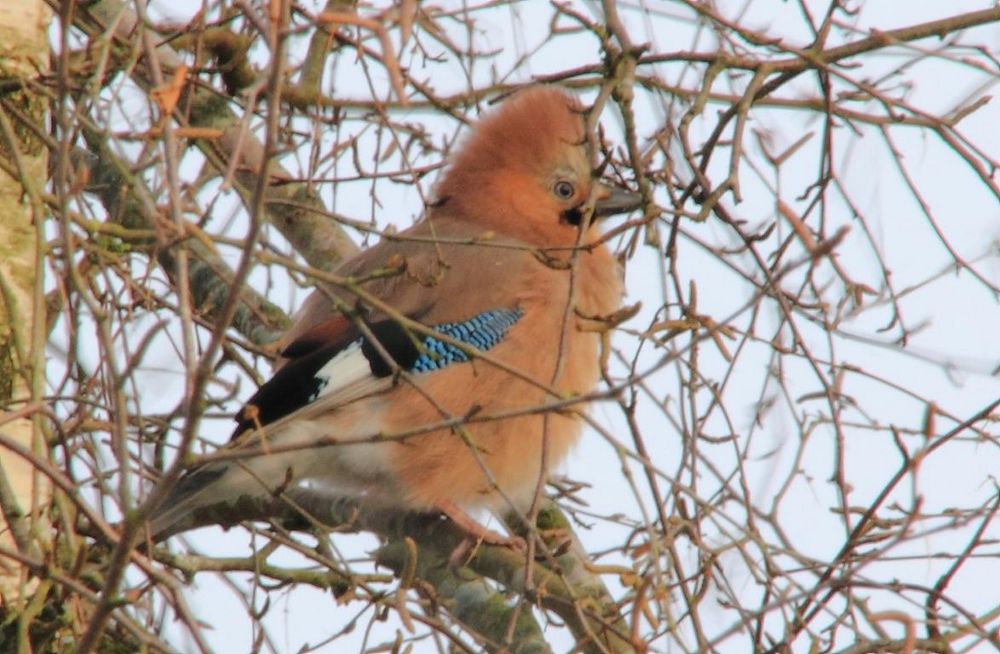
<box><xmin>147</xmin><ymin>419</ymin><xmax>386</xmax><ymax>539</ymax></box>
<box><xmin>148</xmin><ymin>456</ymin><xmax>297</xmax><ymax>539</ymax></box>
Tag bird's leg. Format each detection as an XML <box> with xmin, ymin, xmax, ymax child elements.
<box><xmin>436</xmin><ymin>498</ymin><xmax>526</xmax><ymax>563</ymax></box>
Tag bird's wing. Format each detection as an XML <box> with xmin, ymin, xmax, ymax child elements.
<box><xmin>230</xmin><ymin>217</ymin><xmax>531</xmax><ymax>443</ymax></box>
<box><xmin>150</xmin><ymin>223</ymin><xmax>536</xmax><ymax>538</ymax></box>
<box><xmin>229</xmin><ymin>306</ymin><xmax>523</xmax><ymax>445</ymax></box>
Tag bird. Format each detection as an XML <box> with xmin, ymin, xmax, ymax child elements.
<box><xmin>148</xmin><ymin>86</ymin><xmax>640</xmax><ymax>545</ymax></box>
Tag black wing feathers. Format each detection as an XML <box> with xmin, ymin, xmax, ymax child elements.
<box><xmin>232</xmin><ymin>309</ymin><xmax>523</xmax><ymax>439</ymax></box>
<box><xmin>232</xmin><ymin>318</ymin><xmax>425</xmax><ymax>439</ymax></box>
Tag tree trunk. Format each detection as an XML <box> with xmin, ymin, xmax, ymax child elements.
<box><xmin>0</xmin><ymin>0</ymin><xmax>50</xmax><ymax>605</ymax></box>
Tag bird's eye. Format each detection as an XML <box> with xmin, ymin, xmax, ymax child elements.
<box><xmin>553</xmin><ymin>180</ymin><xmax>575</xmax><ymax>200</ymax></box>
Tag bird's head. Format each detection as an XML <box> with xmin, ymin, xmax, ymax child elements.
<box><xmin>433</xmin><ymin>86</ymin><xmax>640</xmax><ymax>248</ymax></box>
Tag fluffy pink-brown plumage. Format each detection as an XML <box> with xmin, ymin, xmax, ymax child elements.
<box><xmin>150</xmin><ymin>87</ymin><xmax>639</xmax><ymax>541</ymax></box>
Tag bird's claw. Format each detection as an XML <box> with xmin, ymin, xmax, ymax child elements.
<box><xmin>448</xmin><ymin>530</ymin><xmax>526</xmax><ymax>567</ymax></box>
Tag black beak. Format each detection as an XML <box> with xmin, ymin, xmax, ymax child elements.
<box><xmin>594</xmin><ymin>184</ymin><xmax>643</xmax><ymax>217</ymax></box>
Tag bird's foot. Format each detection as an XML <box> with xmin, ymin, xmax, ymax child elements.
<box><xmin>435</xmin><ymin>499</ymin><xmax>526</xmax><ymax>566</ymax></box>
<box><xmin>447</xmin><ymin>531</ymin><xmax>527</xmax><ymax>567</ymax></box>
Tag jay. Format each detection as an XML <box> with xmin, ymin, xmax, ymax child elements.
<box><xmin>149</xmin><ymin>86</ymin><xmax>640</xmax><ymax>544</ymax></box>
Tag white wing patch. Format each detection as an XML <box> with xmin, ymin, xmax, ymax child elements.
<box><xmin>313</xmin><ymin>341</ymin><xmax>374</xmax><ymax>401</ymax></box>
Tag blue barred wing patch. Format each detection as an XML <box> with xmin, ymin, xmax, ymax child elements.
<box><xmin>411</xmin><ymin>308</ymin><xmax>523</xmax><ymax>372</ymax></box>
<box><xmin>310</xmin><ymin>307</ymin><xmax>523</xmax><ymax>401</ymax></box>
<box><xmin>234</xmin><ymin>308</ymin><xmax>525</xmax><ymax>438</ymax></box>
